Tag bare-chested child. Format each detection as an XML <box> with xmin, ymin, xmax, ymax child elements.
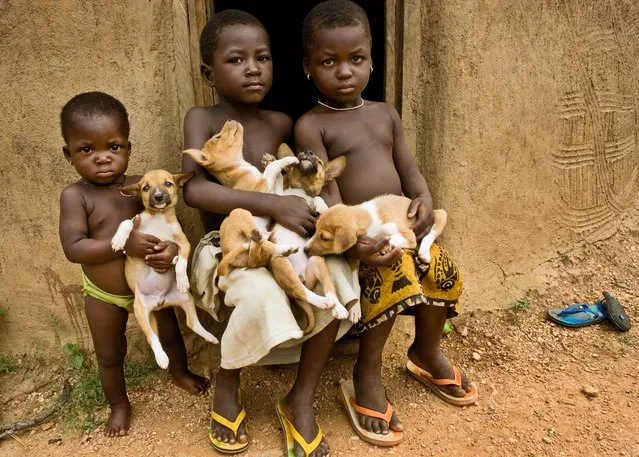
<box><xmin>59</xmin><ymin>92</ymin><xmax>210</xmax><ymax>437</ymax></box>
<box><xmin>296</xmin><ymin>0</ymin><xmax>477</xmax><ymax>446</ymax></box>
<box><xmin>183</xmin><ymin>10</ymin><xmax>338</xmax><ymax>456</ymax></box>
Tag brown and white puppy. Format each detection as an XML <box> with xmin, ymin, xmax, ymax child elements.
<box><xmin>262</xmin><ymin>149</ymin><xmax>351</xmax><ymax>332</ymax></box>
<box><xmin>182</xmin><ymin>120</ymin><xmax>341</xmax><ymax>318</ymax></box>
<box><xmin>305</xmin><ymin>195</ymin><xmax>448</xmax><ymax>321</ymax></box>
<box><xmin>111</xmin><ymin>170</ymin><xmax>218</xmax><ymax>369</ymax></box>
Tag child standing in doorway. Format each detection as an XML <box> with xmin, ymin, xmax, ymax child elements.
<box><xmin>59</xmin><ymin>92</ymin><xmax>209</xmax><ymax>437</ymax></box>
<box><xmin>295</xmin><ymin>0</ymin><xmax>478</xmax><ymax>446</ymax></box>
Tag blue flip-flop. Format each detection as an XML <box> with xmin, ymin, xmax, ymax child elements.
<box><xmin>547</xmin><ymin>303</ymin><xmax>606</xmax><ymax>328</ymax></box>
<box><xmin>601</xmin><ymin>291</ymin><xmax>632</xmax><ymax>332</ymax></box>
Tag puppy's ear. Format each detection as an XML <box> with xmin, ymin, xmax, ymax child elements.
<box><xmin>324</xmin><ymin>156</ymin><xmax>346</xmax><ymax>183</ymax></box>
<box><xmin>173</xmin><ymin>172</ymin><xmax>195</xmax><ymax>187</ymax></box>
<box><xmin>334</xmin><ymin>226</ymin><xmax>358</xmax><ymax>254</ymax></box>
<box><xmin>118</xmin><ymin>183</ymin><xmax>140</xmax><ymax>197</ymax></box>
<box><xmin>277</xmin><ymin>143</ymin><xmax>295</xmax><ymax>158</ymax></box>
<box><xmin>183</xmin><ymin>148</ymin><xmax>208</xmax><ymax>165</ymax></box>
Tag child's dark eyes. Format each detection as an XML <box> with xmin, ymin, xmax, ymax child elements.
<box><xmin>322</xmin><ymin>59</ymin><xmax>334</xmax><ymax>66</ymax></box>
<box><xmin>352</xmin><ymin>56</ymin><xmax>364</xmax><ymax>63</ymax></box>
<box><xmin>257</xmin><ymin>54</ymin><xmax>271</xmax><ymax>63</ymax></box>
<box><xmin>79</xmin><ymin>146</ymin><xmax>92</xmax><ymax>154</ymax></box>
<box><xmin>110</xmin><ymin>144</ymin><xmax>122</xmax><ymax>152</ymax></box>
<box><xmin>228</xmin><ymin>56</ymin><xmax>243</xmax><ymax>64</ymax></box>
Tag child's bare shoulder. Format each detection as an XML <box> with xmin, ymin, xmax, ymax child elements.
<box><xmin>60</xmin><ymin>181</ymin><xmax>86</xmax><ymax>206</ymax></box>
<box><xmin>261</xmin><ymin>109</ymin><xmax>292</xmax><ymax>136</ymax></box>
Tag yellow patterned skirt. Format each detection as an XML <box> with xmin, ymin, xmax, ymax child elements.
<box><xmin>353</xmin><ymin>244</ymin><xmax>463</xmax><ymax>334</ymax></box>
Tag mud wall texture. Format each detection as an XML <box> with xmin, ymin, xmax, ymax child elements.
<box><xmin>405</xmin><ymin>0</ymin><xmax>639</xmax><ymax>308</ymax></box>
<box><xmin>0</xmin><ymin>1</ymin><xmax>194</xmax><ymax>354</ymax></box>
<box><xmin>2</xmin><ymin>0</ymin><xmax>638</xmax><ymax>354</ymax></box>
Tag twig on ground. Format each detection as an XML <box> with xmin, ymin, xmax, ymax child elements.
<box><xmin>0</xmin><ymin>380</ymin><xmax>71</xmax><ymax>440</ymax></box>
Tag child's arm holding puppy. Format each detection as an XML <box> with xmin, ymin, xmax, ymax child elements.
<box><xmin>182</xmin><ymin>108</ymin><xmax>315</xmax><ymax>236</ymax></box>
<box><xmin>388</xmin><ymin>106</ymin><xmax>434</xmax><ymax>241</ymax></box>
<box><xmin>294</xmin><ymin>118</ymin><xmax>402</xmax><ymax>267</ymax></box>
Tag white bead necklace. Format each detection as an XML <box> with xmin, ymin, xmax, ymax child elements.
<box><xmin>317</xmin><ymin>97</ymin><xmax>364</xmax><ymax>111</ymax></box>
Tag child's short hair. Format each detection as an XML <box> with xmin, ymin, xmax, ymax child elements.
<box><xmin>60</xmin><ymin>92</ymin><xmax>129</xmax><ymax>143</ymax></box>
<box><xmin>302</xmin><ymin>0</ymin><xmax>372</xmax><ymax>57</ymax></box>
<box><xmin>199</xmin><ymin>9</ymin><xmax>268</xmax><ymax>67</ymax></box>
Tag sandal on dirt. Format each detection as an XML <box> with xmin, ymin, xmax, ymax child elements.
<box><xmin>208</xmin><ymin>406</ymin><xmax>248</xmax><ymax>454</ymax></box>
<box><xmin>406</xmin><ymin>359</ymin><xmax>478</xmax><ymax>406</ymax></box>
<box><xmin>547</xmin><ymin>303</ymin><xmax>606</xmax><ymax>328</ymax></box>
<box><xmin>275</xmin><ymin>398</ymin><xmax>323</xmax><ymax>457</ymax></box>
<box><xmin>602</xmin><ymin>291</ymin><xmax>632</xmax><ymax>332</ymax></box>
<box><xmin>339</xmin><ymin>379</ymin><xmax>403</xmax><ymax>447</ymax></box>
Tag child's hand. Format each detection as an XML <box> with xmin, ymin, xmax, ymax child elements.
<box><xmin>123</xmin><ymin>215</ymin><xmax>162</xmax><ymax>257</ymax></box>
<box><xmin>349</xmin><ymin>235</ymin><xmax>403</xmax><ymax>267</ymax></box>
<box><xmin>272</xmin><ymin>195</ymin><xmax>316</xmax><ymax>237</ymax></box>
<box><xmin>408</xmin><ymin>196</ymin><xmax>434</xmax><ymax>241</ymax></box>
<box><xmin>145</xmin><ymin>241</ymin><xmax>179</xmax><ymax>273</ymax></box>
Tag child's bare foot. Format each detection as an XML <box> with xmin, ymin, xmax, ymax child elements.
<box><xmin>352</xmin><ymin>363</ymin><xmax>404</xmax><ymax>435</ymax></box>
<box><xmin>407</xmin><ymin>344</ymin><xmax>474</xmax><ymax>397</ymax></box>
<box><xmin>210</xmin><ymin>371</ymin><xmax>248</xmax><ymax>446</ymax></box>
<box><xmin>104</xmin><ymin>402</ymin><xmax>131</xmax><ymax>437</ymax></box>
<box><xmin>170</xmin><ymin>368</ymin><xmax>210</xmax><ymax>395</ymax></box>
<box><xmin>280</xmin><ymin>395</ymin><xmax>329</xmax><ymax>457</ymax></box>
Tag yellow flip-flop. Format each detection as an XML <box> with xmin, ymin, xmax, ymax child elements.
<box><xmin>208</xmin><ymin>406</ymin><xmax>248</xmax><ymax>454</ymax></box>
<box><xmin>275</xmin><ymin>398</ymin><xmax>323</xmax><ymax>457</ymax></box>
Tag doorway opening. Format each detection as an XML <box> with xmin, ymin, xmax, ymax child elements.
<box><xmin>212</xmin><ymin>0</ymin><xmax>385</xmax><ymax>121</ymax></box>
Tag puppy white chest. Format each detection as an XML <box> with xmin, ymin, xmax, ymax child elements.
<box><xmin>138</xmin><ymin>212</ymin><xmax>176</xmax><ymax>240</ymax></box>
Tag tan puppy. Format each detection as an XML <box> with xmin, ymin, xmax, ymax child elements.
<box><xmin>183</xmin><ymin>121</ymin><xmax>342</xmax><ymax>319</ymax></box>
<box><xmin>111</xmin><ymin>170</ymin><xmax>218</xmax><ymax>369</ymax></box>
<box><xmin>262</xmin><ymin>150</ymin><xmax>351</xmax><ymax>332</ymax></box>
<box><xmin>305</xmin><ymin>195</ymin><xmax>448</xmax><ymax>321</ymax></box>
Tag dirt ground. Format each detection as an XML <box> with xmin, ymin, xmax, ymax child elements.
<box><xmin>2</xmin><ymin>223</ymin><xmax>639</xmax><ymax>457</ymax></box>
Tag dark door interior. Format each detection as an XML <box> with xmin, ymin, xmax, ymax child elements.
<box><xmin>212</xmin><ymin>0</ymin><xmax>385</xmax><ymax>121</ymax></box>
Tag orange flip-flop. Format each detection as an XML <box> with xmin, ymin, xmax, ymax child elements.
<box><xmin>406</xmin><ymin>359</ymin><xmax>478</xmax><ymax>406</ymax></box>
<box><xmin>339</xmin><ymin>379</ymin><xmax>403</xmax><ymax>447</ymax></box>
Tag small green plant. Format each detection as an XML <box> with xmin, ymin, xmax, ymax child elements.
<box><xmin>511</xmin><ymin>298</ymin><xmax>531</xmax><ymax>311</ymax></box>
<box><xmin>442</xmin><ymin>320</ymin><xmax>453</xmax><ymax>336</ymax></box>
<box><xmin>0</xmin><ymin>355</ymin><xmax>14</xmax><ymax>373</ymax></box>
<box><xmin>125</xmin><ymin>359</ymin><xmax>159</xmax><ymax>388</ymax></box>
<box><xmin>0</xmin><ymin>306</ymin><xmax>7</xmax><ymax>317</ymax></box>
<box><xmin>507</xmin><ymin>298</ymin><xmax>530</xmax><ymax>324</ymax></box>
<box><xmin>534</xmin><ymin>409</ymin><xmax>544</xmax><ymax>418</ymax></box>
<box><xmin>63</xmin><ymin>342</ymin><xmax>85</xmax><ymax>369</ymax></box>
<box><xmin>617</xmin><ymin>335</ymin><xmax>636</xmax><ymax>347</ymax></box>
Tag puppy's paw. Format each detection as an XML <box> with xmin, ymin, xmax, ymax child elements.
<box><xmin>280</xmin><ymin>156</ymin><xmax>300</xmax><ymax>167</ymax></box>
<box><xmin>261</xmin><ymin>153</ymin><xmax>276</xmax><ymax>167</ymax></box>
<box><xmin>155</xmin><ymin>350</ymin><xmax>170</xmax><ymax>370</ymax></box>
<box><xmin>250</xmin><ymin>228</ymin><xmax>263</xmax><ymax>242</ymax></box>
<box><xmin>276</xmin><ymin>244</ymin><xmax>299</xmax><ymax>256</ymax></box>
<box><xmin>348</xmin><ymin>303</ymin><xmax>362</xmax><ymax>323</ymax></box>
<box><xmin>202</xmin><ymin>331</ymin><xmax>219</xmax><ymax>345</ymax></box>
<box><xmin>306</xmin><ymin>291</ymin><xmax>335</xmax><ymax>310</ymax></box>
<box><xmin>331</xmin><ymin>301</ymin><xmax>349</xmax><ymax>320</ymax></box>
<box><xmin>111</xmin><ymin>220</ymin><xmax>133</xmax><ymax>251</ymax></box>
<box><xmin>312</xmin><ymin>197</ymin><xmax>329</xmax><ymax>214</ymax></box>
<box><xmin>417</xmin><ymin>252</ymin><xmax>432</xmax><ymax>264</ymax></box>
<box><xmin>176</xmin><ymin>274</ymin><xmax>190</xmax><ymax>293</ymax></box>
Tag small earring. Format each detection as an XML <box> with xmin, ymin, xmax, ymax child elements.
<box><xmin>306</xmin><ymin>73</ymin><xmax>311</xmax><ymax>80</ymax></box>
<box><xmin>370</xmin><ymin>65</ymin><xmax>373</xmax><ymax>74</ymax></box>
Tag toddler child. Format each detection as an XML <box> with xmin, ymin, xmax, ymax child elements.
<box><xmin>59</xmin><ymin>92</ymin><xmax>209</xmax><ymax>437</ymax></box>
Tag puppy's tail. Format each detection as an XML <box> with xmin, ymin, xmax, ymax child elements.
<box><xmin>298</xmin><ymin>301</ymin><xmax>315</xmax><ymax>335</ymax></box>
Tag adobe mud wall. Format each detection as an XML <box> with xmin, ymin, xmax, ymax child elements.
<box><xmin>0</xmin><ymin>1</ymin><xmax>195</xmax><ymax>354</ymax></box>
<box><xmin>405</xmin><ymin>0</ymin><xmax>638</xmax><ymax>308</ymax></box>
<box><xmin>1</xmin><ymin>0</ymin><xmax>637</xmax><ymax>355</ymax></box>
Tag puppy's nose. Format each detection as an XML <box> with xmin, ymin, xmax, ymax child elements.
<box><xmin>153</xmin><ymin>193</ymin><xmax>164</xmax><ymax>202</ymax></box>
<box><xmin>303</xmin><ymin>246</ymin><xmax>310</xmax><ymax>255</ymax></box>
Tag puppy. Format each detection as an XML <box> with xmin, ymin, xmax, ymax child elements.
<box><xmin>262</xmin><ymin>150</ymin><xmax>351</xmax><ymax>332</ymax></box>
<box><xmin>305</xmin><ymin>195</ymin><xmax>448</xmax><ymax>321</ymax></box>
<box><xmin>111</xmin><ymin>170</ymin><xmax>218</xmax><ymax>368</ymax></box>
<box><xmin>182</xmin><ymin>120</ymin><xmax>342</xmax><ymax>320</ymax></box>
